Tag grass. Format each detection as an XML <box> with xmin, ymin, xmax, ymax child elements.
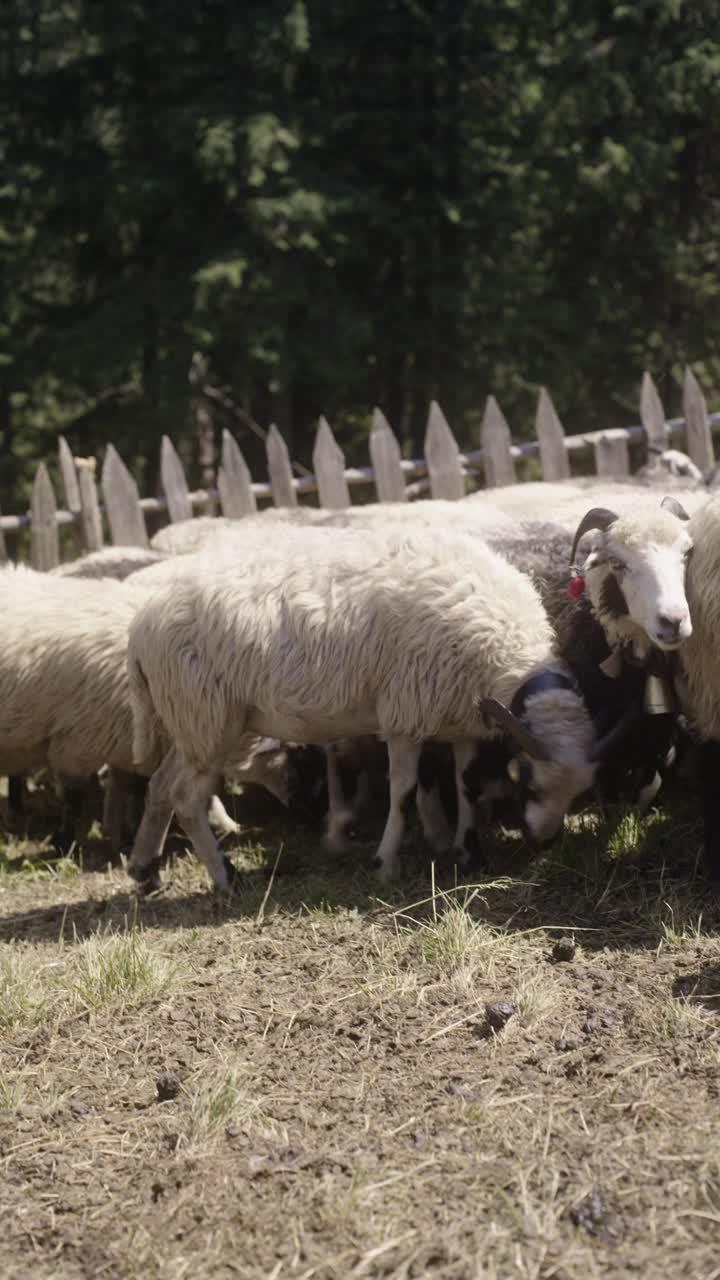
<box><xmin>2</xmin><ymin>786</ymin><xmax>720</xmax><ymax>1277</ymax></box>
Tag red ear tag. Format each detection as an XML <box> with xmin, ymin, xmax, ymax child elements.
<box><xmin>568</xmin><ymin>575</ymin><xmax>585</xmax><ymax>599</ymax></box>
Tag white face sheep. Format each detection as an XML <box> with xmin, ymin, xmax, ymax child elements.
<box><xmin>125</xmin><ymin>529</ymin><xmax>635</xmax><ymax>892</ymax></box>
<box><xmin>570</xmin><ymin>501</ymin><xmax>693</xmax><ymax>657</ymax></box>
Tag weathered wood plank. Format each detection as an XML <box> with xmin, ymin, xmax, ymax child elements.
<box><xmin>312</xmin><ymin>417</ymin><xmax>351</xmax><ymax>508</ymax></box>
<box><xmin>160</xmin><ymin>436</ymin><xmax>193</xmax><ymax>522</ymax></box>
<box><xmin>58</xmin><ymin>436</ymin><xmax>81</xmax><ymax>514</ymax></box>
<box><xmin>640</xmin><ymin>371</ymin><xmax>669</xmax><ymax>454</ymax></box>
<box><xmin>30</xmin><ymin>464</ymin><xmax>59</xmax><ymax>570</ymax></box>
<box><xmin>594</xmin><ymin>429</ymin><xmax>630</xmax><ymax>478</ymax></box>
<box><xmin>217</xmin><ymin>429</ymin><xmax>257</xmax><ymax>517</ymax></box>
<box><xmin>480</xmin><ymin>396</ymin><xmax>516</xmax><ymax>488</ymax></box>
<box><xmin>535</xmin><ymin>387</ymin><xmax>570</xmax><ymax>480</ymax></box>
<box><xmin>266</xmin><ymin>423</ymin><xmax>298</xmax><ymax>507</ymax></box>
<box><xmin>683</xmin><ymin>366</ymin><xmax>714</xmax><ymax>471</ymax></box>
<box><xmin>369</xmin><ymin>408</ymin><xmax>406</xmax><ymax>502</ymax></box>
<box><xmin>101</xmin><ymin>444</ymin><xmax>149</xmax><ymax>546</ymax></box>
<box><xmin>75</xmin><ymin>457</ymin><xmax>104</xmax><ymax>551</ymax></box>
<box><xmin>424</xmin><ymin>401</ymin><xmax>465</xmax><ymax>500</ymax></box>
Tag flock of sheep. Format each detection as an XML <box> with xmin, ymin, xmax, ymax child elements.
<box><xmin>3</xmin><ymin>446</ymin><xmax>720</xmax><ymax>893</ymax></box>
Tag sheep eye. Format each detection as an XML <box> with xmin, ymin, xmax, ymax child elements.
<box><xmin>609</xmin><ymin>557</ymin><xmax>625</xmax><ymax>574</ymax></box>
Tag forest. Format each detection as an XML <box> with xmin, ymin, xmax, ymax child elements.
<box><xmin>2</xmin><ymin>0</ymin><xmax>720</xmax><ymax>504</ymax></box>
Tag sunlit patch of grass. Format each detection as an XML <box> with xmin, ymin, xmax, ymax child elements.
<box><xmin>183</xmin><ymin>1056</ymin><xmax>268</xmax><ymax>1149</ymax></box>
<box><xmin>638</xmin><ymin>986</ymin><xmax>717</xmax><ymax>1041</ymax></box>
<box><xmin>66</xmin><ymin>926</ymin><xmax>179</xmax><ymax>1014</ymax></box>
<box><xmin>511</xmin><ymin>968</ymin><xmax>562</xmax><ymax>1028</ymax></box>
<box><xmin>0</xmin><ymin>949</ymin><xmax>50</xmax><ymax>1029</ymax></box>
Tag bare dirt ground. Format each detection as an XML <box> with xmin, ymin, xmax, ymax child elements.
<box><xmin>2</xmin><ymin>787</ymin><xmax>720</xmax><ymax>1279</ymax></box>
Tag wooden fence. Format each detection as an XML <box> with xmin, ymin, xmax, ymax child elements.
<box><xmin>5</xmin><ymin>367</ymin><xmax>720</xmax><ymax>571</ymax></box>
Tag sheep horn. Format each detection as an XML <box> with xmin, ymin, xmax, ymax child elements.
<box><xmin>588</xmin><ymin>706</ymin><xmax>641</xmax><ymax>763</ymax></box>
<box><xmin>569</xmin><ymin>508</ymin><xmax>619</xmax><ymax>566</ymax></box>
<box><xmin>478</xmin><ymin>698</ymin><xmax>550</xmax><ymax>761</ymax></box>
<box><xmin>660</xmin><ymin>495</ymin><xmax>690</xmax><ymax>522</ymax></box>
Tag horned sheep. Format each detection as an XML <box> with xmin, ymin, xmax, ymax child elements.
<box><xmin>125</xmin><ymin>527</ymin><xmax>636</xmax><ymax>893</ymax></box>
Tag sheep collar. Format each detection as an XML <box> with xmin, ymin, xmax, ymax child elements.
<box><xmin>510</xmin><ymin>671</ymin><xmax>577</xmax><ymax>719</ymax></box>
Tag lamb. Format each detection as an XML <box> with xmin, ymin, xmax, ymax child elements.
<box><xmin>53</xmin><ymin>546</ymin><xmax>167</xmax><ymax>579</ymax></box>
<box><xmin>126</xmin><ymin>529</ymin><xmax>634</xmax><ymax>893</ymax></box>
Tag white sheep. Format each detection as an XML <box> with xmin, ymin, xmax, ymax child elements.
<box><xmin>0</xmin><ymin>564</ymin><xmax>282</xmax><ymax>852</ymax></box>
<box><xmin>668</xmin><ymin>495</ymin><xmax>720</xmax><ymax>878</ymax></box>
<box><xmin>125</xmin><ymin>528</ymin><xmax>632</xmax><ymax>893</ymax></box>
<box><xmin>52</xmin><ymin>546</ymin><xmax>167</xmax><ymax>579</ymax></box>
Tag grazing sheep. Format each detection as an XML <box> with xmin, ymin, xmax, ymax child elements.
<box><xmin>126</xmin><ymin>529</ymin><xmax>633</xmax><ymax>893</ymax></box>
<box><xmin>53</xmin><ymin>547</ymin><xmax>167</xmax><ymax>579</ymax></box>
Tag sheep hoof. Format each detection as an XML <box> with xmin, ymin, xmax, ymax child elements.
<box><xmin>216</xmin><ymin>855</ymin><xmax>243</xmax><ymax>895</ymax></box>
<box><xmin>372</xmin><ymin>854</ymin><xmax>400</xmax><ymax>882</ymax></box>
<box><xmin>129</xmin><ymin>858</ymin><xmax>163</xmax><ymax>895</ymax></box>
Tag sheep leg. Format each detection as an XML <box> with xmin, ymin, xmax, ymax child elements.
<box><xmin>7</xmin><ymin>776</ymin><xmax>25</xmax><ymax>821</ymax></box>
<box><xmin>170</xmin><ymin>766</ymin><xmax>238</xmax><ymax>892</ymax></box>
<box><xmin>324</xmin><ymin>744</ymin><xmax>355</xmax><ymax>853</ymax></box>
<box><xmin>701</xmin><ymin>740</ymin><xmax>720</xmax><ymax>883</ymax></box>
<box><xmin>452</xmin><ymin>741</ymin><xmax>480</xmax><ymax>871</ymax></box>
<box><xmin>127</xmin><ymin>751</ymin><xmax>176</xmax><ymax>891</ymax></box>
<box><xmin>208</xmin><ymin>792</ymin><xmax>240</xmax><ymax>837</ymax></box>
<box><xmin>373</xmin><ymin>737</ymin><xmax>422</xmax><ymax>881</ymax></box>
<box><xmin>53</xmin><ymin>778</ymin><xmax>87</xmax><ymax>853</ymax></box>
<box><xmin>416</xmin><ymin>746</ymin><xmax>453</xmax><ymax>853</ymax></box>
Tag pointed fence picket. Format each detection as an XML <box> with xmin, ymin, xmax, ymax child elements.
<box><xmin>369</xmin><ymin>409</ymin><xmax>406</xmax><ymax>502</ymax></box>
<box><xmin>160</xmin><ymin>436</ymin><xmax>193</xmax><ymax>522</ymax></box>
<box><xmin>313</xmin><ymin>417</ymin><xmax>351</xmax><ymax>508</ymax></box>
<box><xmin>266</xmin><ymin>423</ymin><xmax>298</xmax><ymax>508</ymax></box>
<box><xmin>480</xmin><ymin>396</ymin><xmax>516</xmax><ymax>488</ymax></box>
<box><xmin>101</xmin><ymin>444</ymin><xmax>149</xmax><ymax>546</ymax></box>
<box><xmin>218</xmin><ymin>429</ymin><xmax>258</xmax><ymax>517</ymax></box>
<box><xmin>424</xmin><ymin>402</ymin><xmax>465</xmax><ymax>499</ymax></box>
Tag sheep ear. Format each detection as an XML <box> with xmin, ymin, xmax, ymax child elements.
<box><xmin>660</xmin><ymin>495</ymin><xmax>690</xmax><ymax>522</ymax></box>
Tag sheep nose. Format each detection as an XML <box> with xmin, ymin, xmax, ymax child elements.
<box><xmin>656</xmin><ymin>612</ymin><xmax>686</xmax><ymax>643</ymax></box>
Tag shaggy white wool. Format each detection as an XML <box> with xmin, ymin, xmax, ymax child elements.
<box><xmin>678</xmin><ymin>496</ymin><xmax>720</xmax><ymax>739</ymax></box>
<box><xmin>53</xmin><ymin>546</ymin><xmax>166</xmax><ymax>579</ymax></box>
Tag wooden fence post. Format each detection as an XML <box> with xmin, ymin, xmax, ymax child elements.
<box><xmin>594</xmin><ymin>430</ymin><xmax>630</xmax><ymax>478</ymax></box>
<box><xmin>217</xmin><ymin>429</ymin><xmax>258</xmax><ymax>517</ymax></box>
<box><xmin>640</xmin><ymin>371</ymin><xmax>669</xmax><ymax>455</ymax></box>
<box><xmin>31</xmin><ymin>464</ymin><xmax>59</xmax><ymax>570</ymax></box>
<box><xmin>58</xmin><ymin>436</ymin><xmax>81</xmax><ymax>515</ymax></box>
<box><xmin>424</xmin><ymin>401</ymin><xmax>465</xmax><ymax>500</ymax></box>
<box><xmin>58</xmin><ymin>435</ymin><xmax>82</xmax><ymax>557</ymax></box>
<box><xmin>369</xmin><ymin>408</ymin><xmax>406</xmax><ymax>502</ymax></box>
<box><xmin>101</xmin><ymin>444</ymin><xmax>149</xmax><ymax>546</ymax></box>
<box><xmin>266</xmin><ymin>424</ymin><xmax>298</xmax><ymax>507</ymax></box>
<box><xmin>160</xmin><ymin>436</ymin><xmax>193</xmax><ymax>523</ymax></box>
<box><xmin>683</xmin><ymin>366</ymin><xmax>714</xmax><ymax>471</ymax></box>
<box><xmin>480</xmin><ymin>396</ymin><xmax>515</xmax><ymax>487</ymax></box>
<box><xmin>535</xmin><ymin>388</ymin><xmax>570</xmax><ymax>480</ymax></box>
<box><xmin>75</xmin><ymin>457</ymin><xmax>104</xmax><ymax>551</ymax></box>
<box><xmin>312</xmin><ymin>417</ymin><xmax>351</xmax><ymax>508</ymax></box>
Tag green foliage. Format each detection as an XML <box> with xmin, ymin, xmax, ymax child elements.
<box><xmin>1</xmin><ymin>0</ymin><xmax>720</xmax><ymax>503</ymax></box>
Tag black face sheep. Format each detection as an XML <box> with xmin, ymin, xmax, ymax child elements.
<box><xmin>124</xmin><ymin>529</ymin><xmax>633</xmax><ymax>892</ymax></box>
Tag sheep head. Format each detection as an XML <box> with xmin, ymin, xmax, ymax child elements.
<box><xmin>480</xmin><ymin>687</ymin><xmax>638</xmax><ymax>846</ymax></box>
<box><xmin>570</xmin><ymin>501</ymin><xmax>693</xmax><ymax>655</ymax></box>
